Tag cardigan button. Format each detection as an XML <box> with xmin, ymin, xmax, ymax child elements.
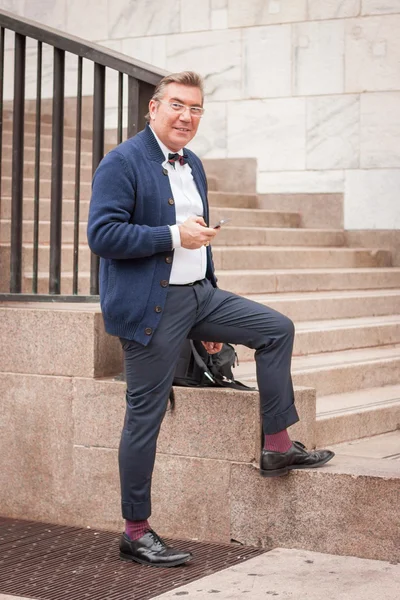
<box><xmin>160</xmin><ymin>280</ymin><xmax>168</xmax><ymax>287</ymax></box>
<box><xmin>165</xmin><ymin>256</ymin><xmax>172</xmax><ymax>264</ymax></box>
<box><xmin>145</xmin><ymin>327</ymin><xmax>153</xmax><ymax>336</ymax></box>
<box><xmin>155</xmin><ymin>306</ymin><xmax>162</xmax><ymax>313</ymax></box>
<box><xmin>168</xmin><ymin>198</ymin><xmax>174</xmax><ymax>205</ymax></box>
<box><xmin>162</xmin><ymin>168</ymin><xmax>168</xmax><ymax>176</ymax></box>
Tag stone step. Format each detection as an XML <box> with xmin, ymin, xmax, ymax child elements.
<box><xmin>1</xmin><ymin>244</ymin><xmax>391</xmax><ymax>277</ymax></box>
<box><xmin>18</xmin><ymin>267</ymin><xmax>400</xmax><ymax>297</ymax></box>
<box><xmin>0</xmin><ymin>219</ymin><xmax>88</xmax><ymax>244</ymax></box>
<box><xmin>0</xmin><ymin>243</ymin><xmax>91</xmax><ymax>273</ymax></box>
<box><xmin>0</xmin><ymin>197</ymin><xmax>93</xmax><ymax>221</ymax></box>
<box><xmin>1</xmin><ymin>176</ymin><xmax>92</xmax><ymax>200</ymax></box>
<box><xmin>208</xmin><ymin>191</ymin><xmax>258</xmax><ymax>208</ymax></box>
<box><xmin>259</xmin><ymin>193</ymin><xmax>343</xmax><ymax>229</ymax></box>
<box><xmin>1</xmin><ymin>155</ymin><xmax>219</xmax><ymax>189</ymax></box>
<box><xmin>0</xmin><ymin>198</ymin><xmax>299</xmax><ymax>229</ymax></box>
<box><xmin>216</xmin><ymin>267</ymin><xmax>400</xmax><ymax>294</ymax></box>
<box><xmin>212</xmin><ymin>247</ymin><xmax>392</xmax><ymax>270</ymax></box>
<box><xmin>234</xmin><ymin>344</ymin><xmax>400</xmax><ymax>396</ymax></box>
<box><xmin>2</xmin><ymin>130</ymin><xmax>94</xmax><ymax>152</ymax></box>
<box><xmin>227</xmin><ymin>449</ymin><xmax>399</xmax><ymax>562</ymax></box>
<box><xmin>2</xmin><ymin>144</ymin><xmax>93</xmax><ymax>166</ymax></box>
<box><xmin>1</xmin><ymin>157</ymin><xmax>93</xmax><ymax>181</ymax></box>
<box><xmin>210</xmin><ymin>207</ymin><xmax>301</xmax><ymax>228</ymax></box>
<box><xmin>0</xmin><ymin>219</ymin><xmax>344</xmax><ymax>248</ymax></box>
<box><xmin>213</xmin><ymin>227</ymin><xmax>345</xmax><ymax>247</ymax></box>
<box><xmin>2</xmin><ymin>118</ymin><xmax>93</xmax><ymax>139</ymax></box>
<box><xmin>236</xmin><ymin>315</ymin><xmax>400</xmax><ymax>361</ymax></box>
<box><xmin>245</xmin><ymin>289</ymin><xmax>400</xmax><ymax>321</ymax></box>
<box><xmin>3</xmin><ymin>109</ymin><xmax>52</xmax><ymax>124</ymax></box>
<box><xmin>316</xmin><ymin>385</ymin><xmax>400</xmax><ymax>446</ymax></box>
<box><xmin>329</xmin><ymin>430</ymin><xmax>400</xmax><ymax>460</ymax></box>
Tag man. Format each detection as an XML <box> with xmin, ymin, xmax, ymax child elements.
<box><xmin>87</xmin><ymin>71</ymin><xmax>334</xmax><ymax>568</ymax></box>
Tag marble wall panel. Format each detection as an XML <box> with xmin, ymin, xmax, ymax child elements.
<box><xmin>307</xmin><ymin>0</ymin><xmax>361</xmax><ymax>20</ymax></box>
<box><xmin>211</xmin><ymin>7</ymin><xmax>228</xmax><ymax>30</ymax></box>
<box><xmin>306</xmin><ymin>95</ymin><xmax>360</xmax><ymax>169</ymax></box>
<box><xmin>187</xmin><ymin>101</ymin><xmax>227</xmax><ymax>158</ymax></box>
<box><xmin>65</xmin><ymin>0</ymin><xmax>108</xmax><ymax>40</ymax></box>
<box><xmin>243</xmin><ymin>25</ymin><xmax>292</xmax><ymax>98</ymax></box>
<box><xmin>258</xmin><ymin>170</ymin><xmax>344</xmax><ymax>193</ymax></box>
<box><xmin>122</xmin><ymin>35</ymin><xmax>167</xmax><ymax>70</ymax></box>
<box><xmin>345</xmin><ymin>169</ymin><xmax>400</xmax><ymax>229</ymax></box>
<box><xmin>362</xmin><ymin>0</ymin><xmax>400</xmax><ymax>15</ymax></box>
<box><xmin>228</xmin><ymin>0</ymin><xmax>307</xmax><ymax>28</ymax></box>
<box><xmin>227</xmin><ymin>98</ymin><xmax>306</xmax><ymax>171</ymax></box>
<box><xmin>2</xmin><ymin>0</ymin><xmax>25</xmax><ymax>49</ymax></box>
<box><xmin>345</xmin><ymin>15</ymin><xmax>400</xmax><ymax>92</ymax></box>
<box><xmin>3</xmin><ymin>36</ymin><xmax>97</xmax><ymax>102</ymax></box>
<box><xmin>24</xmin><ymin>0</ymin><xmax>67</xmax><ymax>30</ymax></box>
<box><xmin>166</xmin><ymin>30</ymin><xmax>242</xmax><ymax>101</ymax></box>
<box><xmin>107</xmin><ymin>0</ymin><xmax>180</xmax><ymax>39</ymax></box>
<box><xmin>293</xmin><ymin>20</ymin><xmax>345</xmax><ymax>95</ymax></box>
<box><xmin>213</xmin><ymin>0</ymin><xmax>227</xmax><ymax>8</ymax></box>
<box><xmin>181</xmin><ymin>0</ymin><xmax>211</xmax><ymax>32</ymax></box>
<box><xmin>360</xmin><ymin>92</ymin><xmax>400</xmax><ymax>168</ymax></box>
<box><xmin>1</xmin><ymin>0</ymin><xmax>24</xmax><ymax>14</ymax></box>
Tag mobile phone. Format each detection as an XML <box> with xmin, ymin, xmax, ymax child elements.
<box><xmin>213</xmin><ymin>218</ymin><xmax>232</xmax><ymax>229</ymax></box>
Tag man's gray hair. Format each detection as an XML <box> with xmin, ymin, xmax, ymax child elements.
<box><xmin>145</xmin><ymin>71</ymin><xmax>204</xmax><ymax>122</ymax></box>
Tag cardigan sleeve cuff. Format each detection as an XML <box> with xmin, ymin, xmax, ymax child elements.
<box><xmin>153</xmin><ymin>225</ymin><xmax>174</xmax><ymax>253</ymax></box>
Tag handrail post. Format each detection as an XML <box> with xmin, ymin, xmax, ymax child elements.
<box><xmin>90</xmin><ymin>62</ymin><xmax>105</xmax><ymax>296</ymax></box>
<box><xmin>127</xmin><ymin>76</ymin><xmax>139</xmax><ymax>139</ymax></box>
<box><xmin>49</xmin><ymin>46</ymin><xmax>65</xmax><ymax>294</ymax></box>
<box><xmin>10</xmin><ymin>32</ymin><xmax>26</xmax><ymax>293</ymax></box>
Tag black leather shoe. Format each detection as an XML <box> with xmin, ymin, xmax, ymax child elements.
<box><xmin>260</xmin><ymin>441</ymin><xmax>335</xmax><ymax>477</ymax></box>
<box><xmin>119</xmin><ymin>529</ymin><xmax>192</xmax><ymax>567</ymax></box>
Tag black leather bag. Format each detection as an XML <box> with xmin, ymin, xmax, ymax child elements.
<box><xmin>172</xmin><ymin>339</ymin><xmax>254</xmax><ymax>391</ymax></box>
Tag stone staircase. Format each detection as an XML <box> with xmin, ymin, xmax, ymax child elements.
<box><xmin>0</xmin><ymin>110</ymin><xmax>399</xmax><ymax>563</ymax></box>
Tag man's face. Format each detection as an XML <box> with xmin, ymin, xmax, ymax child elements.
<box><xmin>149</xmin><ymin>83</ymin><xmax>203</xmax><ymax>151</ymax></box>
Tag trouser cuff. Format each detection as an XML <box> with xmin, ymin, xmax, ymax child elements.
<box><xmin>122</xmin><ymin>501</ymin><xmax>151</xmax><ymax>521</ymax></box>
<box><xmin>262</xmin><ymin>402</ymin><xmax>299</xmax><ymax>435</ymax></box>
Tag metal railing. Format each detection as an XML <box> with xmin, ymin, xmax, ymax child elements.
<box><xmin>0</xmin><ymin>9</ymin><xmax>166</xmax><ymax>301</ymax></box>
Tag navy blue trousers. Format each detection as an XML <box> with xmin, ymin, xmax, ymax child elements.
<box><xmin>119</xmin><ymin>279</ymin><xmax>298</xmax><ymax>520</ymax></box>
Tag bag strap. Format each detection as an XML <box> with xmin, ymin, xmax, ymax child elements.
<box><xmin>189</xmin><ymin>340</ymin><xmax>216</xmax><ymax>384</ymax></box>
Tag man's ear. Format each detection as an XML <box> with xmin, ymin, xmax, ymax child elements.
<box><xmin>149</xmin><ymin>99</ymin><xmax>157</xmax><ymax>120</ymax></box>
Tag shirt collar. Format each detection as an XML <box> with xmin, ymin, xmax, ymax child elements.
<box><xmin>150</xmin><ymin>126</ymin><xmax>183</xmax><ymax>163</ymax></box>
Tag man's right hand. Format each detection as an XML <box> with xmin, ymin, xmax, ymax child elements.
<box><xmin>179</xmin><ymin>216</ymin><xmax>218</xmax><ymax>249</ymax></box>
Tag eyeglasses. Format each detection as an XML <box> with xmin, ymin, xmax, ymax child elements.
<box><xmin>158</xmin><ymin>100</ymin><xmax>205</xmax><ymax>118</ymax></box>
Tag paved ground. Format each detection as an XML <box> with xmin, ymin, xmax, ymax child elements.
<box><xmin>1</xmin><ymin>547</ymin><xmax>398</xmax><ymax>600</ymax></box>
<box><xmin>151</xmin><ymin>548</ymin><xmax>400</xmax><ymax>600</ymax></box>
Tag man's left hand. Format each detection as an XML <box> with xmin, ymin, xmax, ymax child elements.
<box><xmin>201</xmin><ymin>341</ymin><xmax>223</xmax><ymax>354</ymax></box>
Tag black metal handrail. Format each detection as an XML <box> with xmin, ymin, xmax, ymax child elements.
<box><xmin>0</xmin><ymin>8</ymin><xmax>166</xmax><ymax>301</ymax></box>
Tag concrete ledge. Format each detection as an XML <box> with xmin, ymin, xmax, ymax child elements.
<box><xmin>0</xmin><ymin>303</ymin><xmax>122</xmax><ymax>378</ymax></box>
<box><xmin>72</xmin><ymin>379</ymin><xmax>316</xmax><ymax>459</ymax></box>
<box><xmin>1</xmin><ymin>372</ymin><xmax>398</xmax><ymax>561</ymax></box>
<box><xmin>230</xmin><ymin>456</ymin><xmax>400</xmax><ymax>562</ymax></box>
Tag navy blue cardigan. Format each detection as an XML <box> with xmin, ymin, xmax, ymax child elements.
<box><xmin>87</xmin><ymin>125</ymin><xmax>217</xmax><ymax>345</ymax></box>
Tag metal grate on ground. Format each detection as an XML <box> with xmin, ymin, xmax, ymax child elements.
<box><xmin>0</xmin><ymin>517</ymin><xmax>265</xmax><ymax>600</ymax></box>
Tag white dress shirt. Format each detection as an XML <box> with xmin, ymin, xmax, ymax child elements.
<box><xmin>150</xmin><ymin>127</ymin><xmax>207</xmax><ymax>285</ymax></box>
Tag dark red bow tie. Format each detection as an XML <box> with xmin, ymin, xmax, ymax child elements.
<box><xmin>168</xmin><ymin>152</ymin><xmax>188</xmax><ymax>167</ymax></box>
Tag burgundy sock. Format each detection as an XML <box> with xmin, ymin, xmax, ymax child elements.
<box><xmin>264</xmin><ymin>429</ymin><xmax>292</xmax><ymax>453</ymax></box>
<box><xmin>125</xmin><ymin>519</ymin><xmax>150</xmax><ymax>541</ymax></box>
